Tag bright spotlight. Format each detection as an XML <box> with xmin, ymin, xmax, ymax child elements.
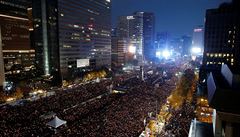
<box><xmin>191</xmin><ymin>47</ymin><xmax>202</xmax><ymax>54</ymax></box>
<box><xmin>128</xmin><ymin>45</ymin><xmax>136</xmax><ymax>54</ymax></box>
<box><xmin>162</xmin><ymin>50</ymin><xmax>171</xmax><ymax>59</ymax></box>
<box><xmin>156</xmin><ymin>51</ymin><xmax>161</xmax><ymax>57</ymax></box>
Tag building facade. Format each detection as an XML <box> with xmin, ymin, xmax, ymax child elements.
<box><xmin>111</xmin><ymin>37</ymin><xmax>128</xmax><ymax>67</ymax></box>
<box><xmin>142</xmin><ymin>12</ymin><xmax>155</xmax><ymax>61</ymax></box>
<box><xmin>181</xmin><ymin>35</ymin><xmax>192</xmax><ymax>56</ymax></box>
<box><xmin>0</xmin><ymin>0</ymin><xmax>35</xmax><ymax>80</ymax></box>
<box><xmin>192</xmin><ymin>25</ymin><xmax>204</xmax><ymax>52</ymax></box>
<box><xmin>33</xmin><ymin>0</ymin><xmax>112</xmax><ymax>82</ymax></box>
<box><xmin>116</xmin><ymin>12</ymin><xmax>155</xmax><ymax>65</ymax></box>
<box><xmin>200</xmin><ymin>1</ymin><xmax>240</xmax><ymax>82</ymax></box>
<box><xmin>58</xmin><ymin>0</ymin><xmax>111</xmax><ymax>75</ymax></box>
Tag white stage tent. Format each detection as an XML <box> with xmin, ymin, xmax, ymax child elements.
<box><xmin>47</xmin><ymin>116</ymin><xmax>67</xmax><ymax>128</ymax></box>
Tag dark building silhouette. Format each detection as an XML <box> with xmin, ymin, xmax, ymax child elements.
<box><xmin>32</xmin><ymin>0</ymin><xmax>60</xmax><ymax>85</ymax></box>
<box><xmin>142</xmin><ymin>12</ymin><xmax>155</xmax><ymax>61</ymax></box>
<box><xmin>200</xmin><ymin>0</ymin><xmax>240</xmax><ymax>84</ymax></box>
<box><xmin>155</xmin><ymin>32</ymin><xmax>170</xmax><ymax>50</ymax></box>
<box><xmin>207</xmin><ymin>65</ymin><xmax>240</xmax><ymax>137</ymax></box>
<box><xmin>181</xmin><ymin>35</ymin><xmax>192</xmax><ymax>56</ymax></box>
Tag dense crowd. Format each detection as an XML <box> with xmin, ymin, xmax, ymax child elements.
<box><xmin>160</xmin><ymin>102</ymin><xmax>195</xmax><ymax>137</ymax></box>
<box><xmin>0</xmin><ymin>80</ymin><xmax>111</xmax><ymax>136</ymax></box>
<box><xmin>0</xmin><ymin>69</ymin><xmax>177</xmax><ymax>137</ymax></box>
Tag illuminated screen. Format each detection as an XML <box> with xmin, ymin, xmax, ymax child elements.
<box><xmin>77</xmin><ymin>59</ymin><xmax>89</xmax><ymax>68</ymax></box>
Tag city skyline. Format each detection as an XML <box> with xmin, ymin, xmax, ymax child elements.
<box><xmin>0</xmin><ymin>0</ymin><xmax>240</xmax><ymax>136</ymax></box>
<box><xmin>112</xmin><ymin>0</ymin><xmax>231</xmax><ymax>37</ymax></box>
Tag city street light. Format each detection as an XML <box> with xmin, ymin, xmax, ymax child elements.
<box><xmin>128</xmin><ymin>45</ymin><xmax>136</xmax><ymax>54</ymax></box>
<box><xmin>191</xmin><ymin>47</ymin><xmax>202</xmax><ymax>54</ymax></box>
<box><xmin>162</xmin><ymin>50</ymin><xmax>171</xmax><ymax>59</ymax></box>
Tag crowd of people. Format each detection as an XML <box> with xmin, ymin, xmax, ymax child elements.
<box><xmin>160</xmin><ymin>102</ymin><xmax>195</xmax><ymax>137</ymax></box>
<box><xmin>0</xmin><ymin>67</ymin><xmax>179</xmax><ymax>137</ymax></box>
<box><xmin>0</xmin><ymin>80</ymin><xmax>111</xmax><ymax>136</ymax></box>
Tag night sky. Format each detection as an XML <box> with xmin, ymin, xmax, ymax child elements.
<box><xmin>112</xmin><ymin>0</ymin><xmax>231</xmax><ymax>37</ymax></box>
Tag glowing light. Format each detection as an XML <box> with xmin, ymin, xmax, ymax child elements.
<box><xmin>162</xmin><ymin>50</ymin><xmax>171</xmax><ymax>59</ymax></box>
<box><xmin>128</xmin><ymin>45</ymin><xmax>136</xmax><ymax>54</ymax></box>
<box><xmin>6</xmin><ymin>97</ymin><xmax>15</xmax><ymax>102</ymax></box>
<box><xmin>194</xmin><ymin>28</ymin><xmax>203</xmax><ymax>32</ymax></box>
<box><xmin>127</xmin><ymin>16</ymin><xmax>134</xmax><ymax>20</ymax></box>
<box><xmin>191</xmin><ymin>47</ymin><xmax>202</xmax><ymax>54</ymax></box>
<box><xmin>156</xmin><ymin>51</ymin><xmax>161</xmax><ymax>57</ymax></box>
<box><xmin>192</xmin><ymin>55</ymin><xmax>197</xmax><ymax>61</ymax></box>
<box><xmin>0</xmin><ymin>14</ymin><xmax>28</xmax><ymax>21</ymax></box>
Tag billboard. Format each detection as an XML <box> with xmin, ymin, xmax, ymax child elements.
<box><xmin>77</xmin><ymin>59</ymin><xmax>89</xmax><ymax>68</ymax></box>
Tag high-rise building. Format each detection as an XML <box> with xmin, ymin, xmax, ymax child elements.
<box><xmin>200</xmin><ymin>0</ymin><xmax>240</xmax><ymax>83</ymax></box>
<box><xmin>181</xmin><ymin>35</ymin><xmax>192</xmax><ymax>56</ymax></box>
<box><xmin>192</xmin><ymin>25</ymin><xmax>204</xmax><ymax>50</ymax></box>
<box><xmin>0</xmin><ymin>0</ymin><xmax>35</xmax><ymax>79</ymax></box>
<box><xmin>116</xmin><ymin>15</ymin><xmax>143</xmax><ymax>65</ymax></box>
<box><xmin>142</xmin><ymin>12</ymin><xmax>155</xmax><ymax>61</ymax></box>
<box><xmin>116</xmin><ymin>12</ymin><xmax>155</xmax><ymax>64</ymax></box>
<box><xmin>33</xmin><ymin>0</ymin><xmax>111</xmax><ymax>82</ymax></box>
<box><xmin>155</xmin><ymin>32</ymin><xmax>170</xmax><ymax>50</ymax></box>
<box><xmin>59</xmin><ymin>0</ymin><xmax>111</xmax><ymax>75</ymax></box>
<box><xmin>116</xmin><ymin>16</ymin><xmax>130</xmax><ymax>38</ymax></box>
<box><xmin>32</xmin><ymin>0</ymin><xmax>60</xmax><ymax>84</ymax></box>
<box><xmin>111</xmin><ymin>37</ymin><xmax>128</xmax><ymax>67</ymax></box>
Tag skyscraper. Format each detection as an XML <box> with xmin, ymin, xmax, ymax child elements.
<box><xmin>32</xmin><ymin>0</ymin><xmax>60</xmax><ymax>84</ymax></box>
<box><xmin>33</xmin><ymin>0</ymin><xmax>111</xmax><ymax>82</ymax></box>
<box><xmin>116</xmin><ymin>12</ymin><xmax>155</xmax><ymax>65</ymax></box>
<box><xmin>111</xmin><ymin>37</ymin><xmax>128</xmax><ymax>67</ymax></box>
<box><xmin>155</xmin><ymin>32</ymin><xmax>170</xmax><ymax>50</ymax></box>
<box><xmin>0</xmin><ymin>0</ymin><xmax>34</xmax><ymax>79</ymax></box>
<box><xmin>142</xmin><ymin>12</ymin><xmax>155</xmax><ymax>61</ymax></box>
<box><xmin>200</xmin><ymin>0</ymin><xmax>240</xmax><ymax>82</ymax></box>
<box><xmin>116</xmin><ymin>15</ymin><xmax>143</xmax><ymax>65</ymax></box>
<box><xmin>192</xmin><ymin>25</ymin><xmax>204</xmax><ymax>54</ymax></box>
<box><xmin>181</xmin><ymin>35</ymin><xmax>192</xmax><ymax>56</ymax></box>
<box><xmin>59</xmin><ymin>0</ymin><xmax>111</xmax><ymax>75</ymax></box>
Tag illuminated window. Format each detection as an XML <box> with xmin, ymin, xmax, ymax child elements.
<box><xmin>231</xmin><ymin>63</ymin><xmax>234</xmax><ymax>66</ymax></box>
<box><xmin>218</xmin><ymin>53</ymin><xmax>222</xmax><ymax>57</ymax></box>
<box><xmin>206</xmin><ymin>53</ymin><xmax>210</xmax><ymax>56</ymax></box>
<box><xmin>231</xmin><ymin>54</ymin><xmax>233</xmax><ymax>57</ymax></box>
<box><xmin>227</xmin><ymin>54</ymin><xmax>230</xmax><ymax>57</ymax></box>
<box><xmin>229</xmin><ymin>31</ymin><xmax>232</xmax><ymax>34</ymax></box>
<box><xmin>207</xmin><ymin>62</ymin><xmax>209</xmax><ymax>65</ymax></box>
<box><xmin>223</xmin><ymin>54</ymin><xmax>226</xmax><ymax>57</ymax></box>
<box><xmin>231</xmin><ymin>59</ymin><xmax>234</xmax><ymax>62</ymax></box>
<box><xmin>228</xmin><ymin>40</ymin><xmax>231</xmax><ymax>43</ymax></box>
<box><xmin>210</xmin><ymin>54</ymin><xmax>214</xmax><ymax>57</ymax></box>
<box><xmin>215</xmin><ymin>53</ymin><xmax>218</xmax><ymax>57</ymax></box>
